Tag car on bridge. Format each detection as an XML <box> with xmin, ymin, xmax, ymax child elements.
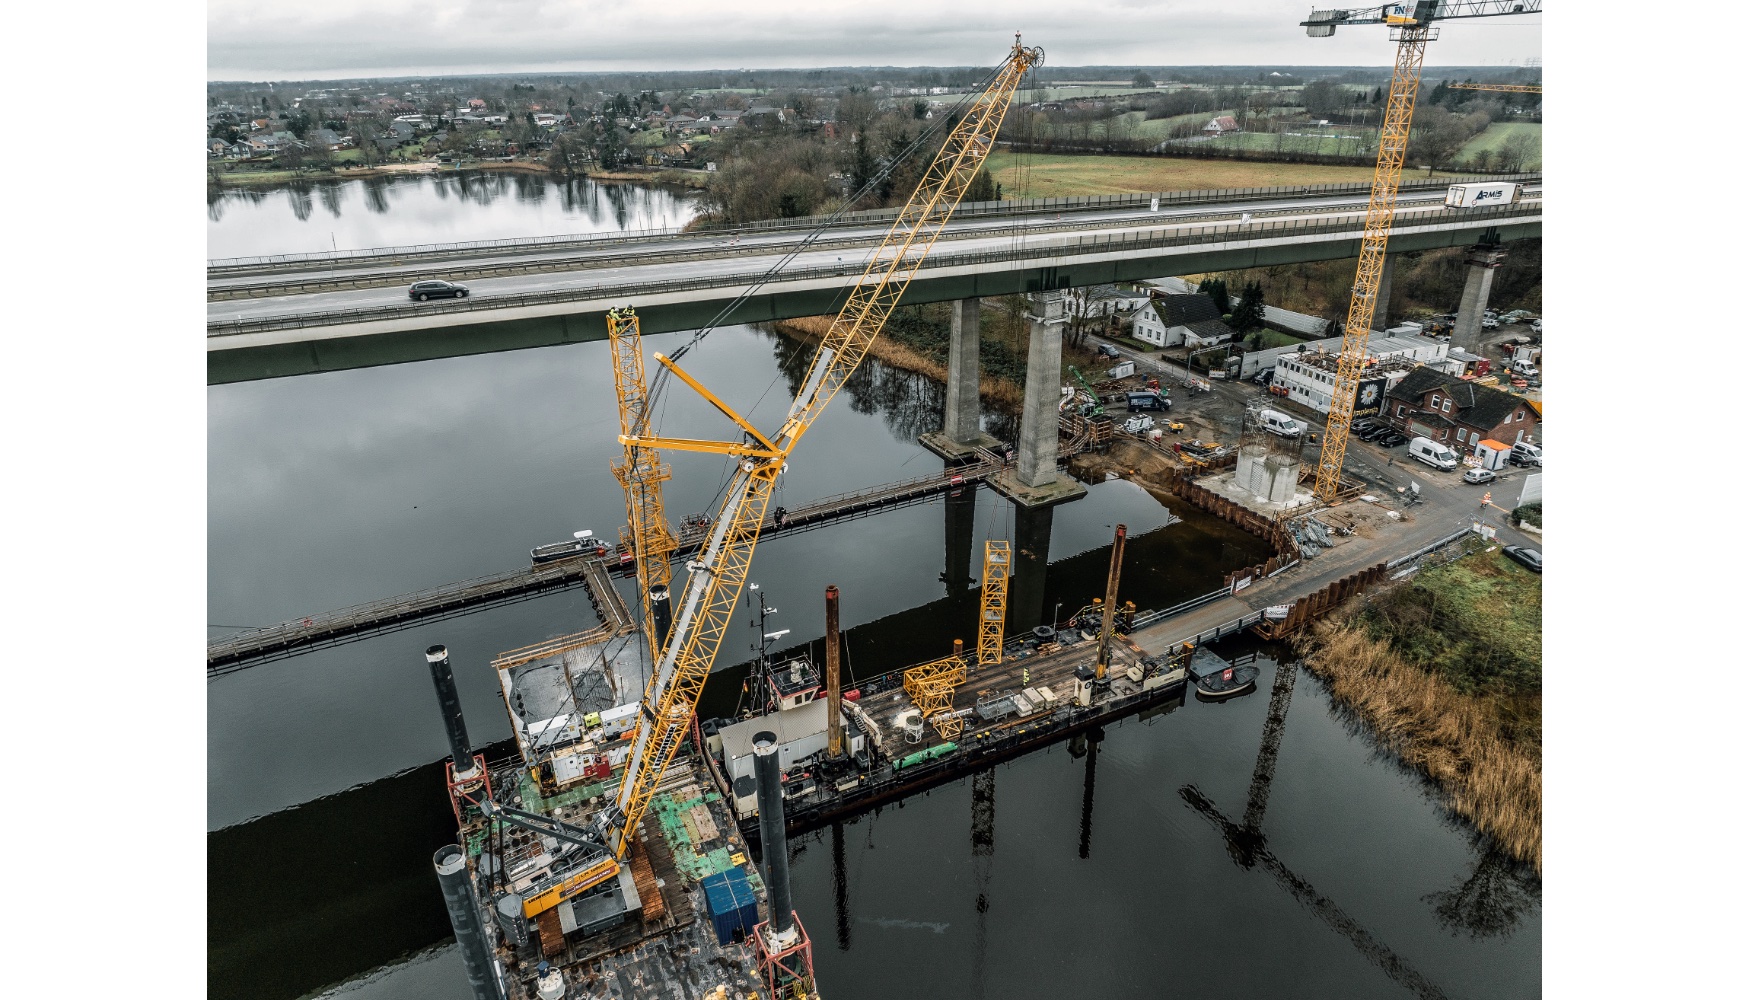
<box><xmin>409</xmin><ymin>280</ymin><xmax>470</xmax><ymax>302</ymax></box>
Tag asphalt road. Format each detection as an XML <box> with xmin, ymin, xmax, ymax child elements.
<box><xmin>207</xmin><ymin>187</ymin><xmax>1541</xmax><ymax>328</ymax></box>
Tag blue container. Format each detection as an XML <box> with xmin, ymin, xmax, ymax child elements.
<box><xmin>700</xmin><ymin>869</ymin><xmax>759</xmax><ymax>945</ymax></box>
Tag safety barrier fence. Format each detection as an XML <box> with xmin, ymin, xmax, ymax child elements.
<box><xmin>209</xmin><ymin>202</ymin><xmax>1542</xmax><ymax>338</ymax></box>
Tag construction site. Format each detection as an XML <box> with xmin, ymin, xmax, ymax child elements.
<box><xmin>388</xmin><ymin>9</ymin><xmax>1545</xmax><ymax>1000</ymax></box>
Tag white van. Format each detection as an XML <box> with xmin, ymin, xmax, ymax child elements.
<box><xmin>1509</xmin><ymin>441</ymin><xmax>1542</xmax><ymax>467</ymax></box>
<box><xmin>1407</xmin><ymin>436</ymin><xmax>1459</xmax><ymax>471</ymax></box>
<box><xmin>1258</xmin><ymin>409</ymin><xmax>1304</xmax><ymax>437</ymax></box>
<box><xmin>1122</xmin><ymin>414</ymin><xmax>1155</xmax><ymax>435</ymax></box>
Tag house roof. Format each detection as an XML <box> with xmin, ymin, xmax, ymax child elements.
<box><xmin>1184</xmin><ymin>318</ymin><xmax>1234</xmax><ymax>339</ymax></box>
<box><xmin>1208</xmin><ymin>115</ymin><xmax>1238</xmax><ymax>130</ymax></box>
<box><xmin>1153</xmin><ymin>293</ymin><xmax>1223</xmax><ymax>327</ymax></box>
<box><xmin>1386</xmin><ymin>365</ymin><xmax>1533</xmax><ymax>428</ymax></box>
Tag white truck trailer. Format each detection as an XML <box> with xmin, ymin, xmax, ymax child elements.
<box><xmin>1444</xmin><ymin>182</ymin><xmax>1523</xmax><ymax>209</ymax></box>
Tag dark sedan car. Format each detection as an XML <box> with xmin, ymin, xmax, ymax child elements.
<box><xmin>409</xmin><ymin>280</ymin><xmax>470</xmax><ymax>301</ymax></box>
<box><xmin>1502</xmin><ymin>545</ymin><xmax>1542</xmax><ymax>573</ymax></box>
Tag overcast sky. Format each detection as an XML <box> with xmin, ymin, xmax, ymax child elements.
<box><xmin>208</xmin><ymin>0</ymin><xmax>1541</xmax><ymax>81</ymax></box>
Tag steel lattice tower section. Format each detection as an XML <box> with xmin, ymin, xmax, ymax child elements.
<box><xmin>978</xmin><ymin>540</ymin><xmax>1010</xmax><ymax>667</ymax></box>
<box><xmin>605</xmin><ymin>307</ymin><xmax>678</xmax><ymax>663</ymax></box>
<box><xmin>1313</xmin><ymin>26</ymin><xmax>1432</xmax><ymax>502</ymax></box>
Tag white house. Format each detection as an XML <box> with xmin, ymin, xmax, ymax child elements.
<box><xmin>1130</xmin><ymin>293</ymin><xmax>1231</xmax><ymax>348</ymax></box>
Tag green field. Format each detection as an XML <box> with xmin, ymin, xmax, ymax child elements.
<box><xmin>1167</xmin><ymin>129</ymin><xmax>1375</xmax><ymax>157</ymax></box>
<box><xmin>1455</xmin><ymin>122</ymin><xmax>1542</xmax><ymax>170</ymax></box>
<box><xmin>985</xmin><ymin>151</ymin><xmax>1382</xmax><ymax>198</ymax></box>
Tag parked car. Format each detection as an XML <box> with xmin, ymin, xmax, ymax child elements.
<box><xmin>1251</xmin><ymin>371</ymin><xmax>1274</xmax><ymax>385</ymax></box>
<box><xmin>1508</xmin><ymin>441</ymin><xmax>1542</xmax><ymax>467</ymax></box>
<box><xmin>1502</xmin><ymin>545</ymin><xmax>1542</xmax><ymax>573</ymax></box>
<box><xmin>409</xmin><ymin>279</ymin><xmax>470</xmax><ymax>301</ymax></box>
<box><xmin>1358</xmin><ymin>425</ymin><xmax>1391</xmax><ymax>442</ymax></box>
<box><xmin>1462</xmin><ymin>467</ymin><xmax>1498</xmax><ymax>484</ymax></box>
<box><xmin>1376</xmin><ymin>431</ymin><xmax>1407</xmax><ymax>448</ymax></box>
<box><xmin>1096</xmin><ymin>343</ymin><xmax>1122</xmax><ymax>358</ymax></box>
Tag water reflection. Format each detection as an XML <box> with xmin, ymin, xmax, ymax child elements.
<box><xmin>207</xmin><ymin>173</ymin><xmax>699</xmax><ymax>259</ymax></box>
<box><xmin>1423</xmin><ymin>847</ymin><xmax>1541</xmax><ymax>940</ymax></box>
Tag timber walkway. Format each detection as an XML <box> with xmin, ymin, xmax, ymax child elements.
<box><xmin>208</xmin><ymin>455</ymin><xmax>1006</xmax><ymax>674</ymax></box>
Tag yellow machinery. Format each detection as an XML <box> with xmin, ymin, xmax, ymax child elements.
<box><xmin>1448</xmin><ymin>81</ymin><xmax>1541</xmax><ymax>93</ymax></box>
<box><xmin>978</xmin><ymin>540</ymin><xmax>1010</xmax><ymax>667</ymax></box>
<box><xmin>904</xmin><ymin>654</ymin><xmax>971</xmax><ymax>740</ymax></box>
<box><xmin>606</xmin><ymin>306</ymin><xmax>678</xmax><ymax>662</ymax></box>
<box><xmin>1301</xmin><ymin>1</ymin><xmax>1543</xmax><ymax>502</ymax></box>
<box><xmin>589</xmin><ymin>36</ymin><xmax>1044</xmax><ymax>873</ymax></box>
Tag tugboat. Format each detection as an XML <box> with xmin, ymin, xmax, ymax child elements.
<box><xmin>1188</xmin><ymin>647</ymin><xmax>1259</xmax><ymax>700</ymax></box>
<box><xmin>530</xmin><ymin>529</ymin><xmax>607</xmax><ymax>564</ymax></box>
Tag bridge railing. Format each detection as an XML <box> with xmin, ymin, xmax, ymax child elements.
<box><xmin>207</xmin><ymin>172</ymin><xmax>1540</xmax><ymax>273</ymax></box>
<box><xmin>207</xmin><ymin>201</ymin><xmax>1543</xmax><ymax>338</ymax></box>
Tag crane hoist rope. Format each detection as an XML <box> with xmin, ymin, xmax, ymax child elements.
<box><xmin>1302</xmin><ymin>1</ymin><xmax>1543</xmax><ymax>503</ymax></box>
<box><xmin>584</xmin><ymin>36</ymin><xmax>1045</xmax><ymax>870</ymax></box>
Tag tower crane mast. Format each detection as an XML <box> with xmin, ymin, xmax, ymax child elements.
<box><xmin>589</xmin><ymin>37</ymin><xmax>1044</xmax><ymax>870</ymax></box>
<box><xmin>1301</xmin><ymin>1</ymin><xmax>1542</xmax><ymax>502</ymax></box>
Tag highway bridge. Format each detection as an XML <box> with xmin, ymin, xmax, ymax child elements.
<box><xmin>207</xmin><ymin>174</ymin><xmax>1540</xmax><ymax>384</ymax></box>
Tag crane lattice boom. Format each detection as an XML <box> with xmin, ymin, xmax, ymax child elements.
<box><xmin>603</xmin><ymin>37</ymin><xmax>1044</xmax><ymax>861</ymax></box>
<box><xmin>606</xmin><ymin>307</ymin><xmax>678</xmax><ymax>663</ymax></box>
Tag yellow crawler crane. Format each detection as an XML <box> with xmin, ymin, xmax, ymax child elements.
<box><xmin>594</xmin><ymin>36</ymin><xmax>1045</xmax><ymax>865</ymax></box>
<box><xmin>1301</xmin><ymin>1</ymin><xmax>1543</xmax><ymax>502</ymax></box>
<box><xmin>977</xmin><ymin>540</ymin><xmax>1010</xmax><ymax>667</ymax></box>
<box><xmin>904</xmin><ymin>654</ymin><xmax>971</xmax><ymax>741</ymax></box>
<box><xmin>605</xmin><ymin>306</ymin><xmax>678</xmax><ymax>663</ymax></box>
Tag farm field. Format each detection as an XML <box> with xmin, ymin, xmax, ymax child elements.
<box><xmin>984</xmin><ymin>151</ymin><xmax>1383</xmax><ymax>198</ymax></box>
<box><xmin>1456</xmin><ymin>122</ymin><xmax>1542</xmax><ymax>169</ymax></box>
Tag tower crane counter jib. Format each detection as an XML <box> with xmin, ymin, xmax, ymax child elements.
<box><xmin>597</xmin><ymin>37</ymin><xmax>1045</xmax><ymax>867</ymax></box>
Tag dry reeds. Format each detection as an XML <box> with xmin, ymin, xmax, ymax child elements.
<box><xmin>1299</xmin><ymin>618</ymin><xmax>1542</xmax><ymax>872</ymax></box>
<box><xmin>771</xmin><ymin>316</ymin><xmax>1024</xmax><ymax>413</ymax></box>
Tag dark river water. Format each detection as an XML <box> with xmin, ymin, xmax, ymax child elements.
<box><xmin>207</xmin><ymin>178</ymin><xmax>1539</xmax><ymax>1000</ymax></box>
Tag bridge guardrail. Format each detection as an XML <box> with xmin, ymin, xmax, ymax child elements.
<box><xmin>207</xmin><ymin>201</ymin><xmax>1542</xmax><ymax>339</ymax></box>
<box><xmin>207</xmin><ymin>191</ymin><xmax>1467</xmax><ymax>301</ymax></box>
<box><xmin>207</xmin><ymin>173</ymin><xmax>1540</xmax><ymax>274</ymax></box>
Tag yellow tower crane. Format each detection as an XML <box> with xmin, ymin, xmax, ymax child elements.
<box><xmin>978</xmin><ymin>540</ymin><xmax>1011</xmax><ymax>668</ymax></box>
<box><xmin>590</xmin><ymin>36</ymin><xmax>1044</xmax><ymax>866</ymax></box>
<box><xmin>606</xmin><ymin>306</ymin><xmax>678</xmax><ymax>663</ymax></box>
<box><xmin>1301</xmin><ymin>1</ymin><xmax>1543</xmax><ymax>502</ymax></box>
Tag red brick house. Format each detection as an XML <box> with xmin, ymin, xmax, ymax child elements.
<box><xmin>1382</xmin><ymin>366</ymin><xmax>1539</xmax><ymax>451</ymax></box>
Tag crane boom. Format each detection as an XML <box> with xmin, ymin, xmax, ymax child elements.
<box><xmin>1303</xmin><ymin>1</ymin><xmax>1542</xmax><ymax>502</ymax></box>
<box><xmin>606</xmin><ymin>307</ymin><xmax>678</xmax><ymax>663</ymax></box>
<box><xmin>602</xmin><ymin>36</ymin><xmax>1044</xmax><ymax>861</ymax></box>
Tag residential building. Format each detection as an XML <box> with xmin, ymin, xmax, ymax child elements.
<box><xmin>1204</xmin><ymin>115</ymin><xmax>1240</xmax><ymax>134</ymax></box>
<box><xmin>1240</xmin><ymin>331</ymin><xmax>1448</xmax><ymax>379</ymax></box>
<box><xmin>1082</xmin><ymin>285</ymin><xmax>1150</xmax><ymax>319</ymax></box>
<box><xmin>1130</xmin><ymin>293</ymin><xmax>1229</xmax><ymax>348</ymax></box>
<box><xmin>1382</xmin><ymin>366</ymin><xmax>1540</xmax><ymax>449</ymax></box>
<box><xmin>308</xmin><ymin>128</ymin><xmax>349</xmax><ymax>151</ymax></box>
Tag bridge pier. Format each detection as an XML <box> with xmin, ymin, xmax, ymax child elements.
<box><xmin>942</xmin><ymin>478</ymin><xmax>977</xmax><ymax>598</ymax></box>
<box><xmin>920</xmin><ymin>298</ymin><xmax>1002</xmax><ymax>462</ymax></box>
<box><xmin>1452</xmin><ymin>243</ymin><xmax>1507</xmax><ymax>353</ymax></box>
<box><xmin>1006</xmin><ymin>503</ymin><xmax>1054</xmax><ymax>632</ymax></box>
<box><xmin>1370</xmin><ymin>253</ymin><xmax>1397</xmax><ymax>330</ymax></box>
<box><xmin>990</xmin><ymin>291</ymin><xmax>1087</xmax><ymax>510</ymax></box>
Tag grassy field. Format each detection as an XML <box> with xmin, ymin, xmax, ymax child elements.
<box><xmin>1175</xmin><ymin>129</ymin><xmax>1375</xmax><ymax>157</ymax></box>
<box><xmin>985</xmin><ymin>151</ymin><xmax>1381</xmax><ymax>198</ymax></box>
<box><xmin>1456</xmin><ymin>122</ymin><xmax>1542</xmax><ymax>169</ymax></box>
<box><xmin>1296</xmin><ymin>542</ymin><xmax>1543</xmax><ymax>869</ymax></box>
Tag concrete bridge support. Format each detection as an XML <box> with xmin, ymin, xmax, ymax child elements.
<box><xmin>921</xmin><ymin>299</ymin><xmax>1001</xmax><ymax>462</ymax></box>
<box><xmin>1370</xmin><ymin>253</ymin><xmax>1397</xmax><ymax>331</ymax></box>
<box><xmin>990</xmin><ymin>291</ymin><xmax>1087</xmax><ymax>509</ymax></box>
<box><xmin>1452</xmin><ymin>243</ymin><xmax>1507</xmax><ymax>353</ymax></box>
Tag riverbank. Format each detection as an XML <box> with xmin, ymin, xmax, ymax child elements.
<box><xmin>208</xmin><ymin>159</ymin><xmax>710</xmax><ymax>190</ymax></box>
<box><xmin>1294</xmin><ymin>547</ymin><xmax>1542</xmax><ymax>870</ymax></box>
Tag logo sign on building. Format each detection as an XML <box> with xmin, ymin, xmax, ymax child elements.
<box><xmin>1356</xmin><ymin>377</ymin><xmax>1386</xmax><ymax>414</ymax></box>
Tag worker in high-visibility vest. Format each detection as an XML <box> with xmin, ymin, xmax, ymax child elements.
<box><xmin>1481</xmin><ymin>491</ymin><xmax>1492</xmax><ymax>509</ymax></box>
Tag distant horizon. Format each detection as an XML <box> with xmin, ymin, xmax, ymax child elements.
<box><xmin>206</xmin><ymin>62</ymin><xmax>1545</xmax><ymax>88</ymax></box>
